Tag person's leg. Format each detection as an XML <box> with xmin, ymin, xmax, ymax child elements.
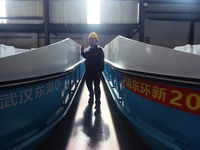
<box><xmin>94</xmin><ymin>74</ymin><xmax>101</xmax><ymax>109</ymax></box>
<box><xmin>85</xmin><ymin>75</ymin><xmax>94</xmax><ymax>104</ymax></box>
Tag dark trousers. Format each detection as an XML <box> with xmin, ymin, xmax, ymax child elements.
<box><xmin>85</xmin><ymin>73</ymin><xmax>101</xmax><ymax>107</ymax></box>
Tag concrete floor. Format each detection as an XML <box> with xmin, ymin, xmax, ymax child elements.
<box><xmin>39</xmin><ymin>78</ymin><xmax>150</xmax><ymax>150</ymax></box>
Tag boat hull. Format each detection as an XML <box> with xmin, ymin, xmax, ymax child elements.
<box><xmin>104</xmin><ymin>62</ymin><xmax>200</xmax><ymax>149</ymax></box>
<box><xmin>0</xmin><ymin>63</ymin><xmax>85</xmax><ymax>149</ymax></box>
<box><xmin>103</xmin><ymin>36</ymin><xmax>200</xmax><ymax>150</ymax></box>
<box><xmin>0</xmin><ymin>38</ymin><xmax>85</xmax><ymax>149</ymax></box>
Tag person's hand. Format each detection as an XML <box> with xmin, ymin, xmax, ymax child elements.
<box><xmin>80</xmin><ymin>45</ymin><xmax>84</xmax><ymax>51</ymax></box>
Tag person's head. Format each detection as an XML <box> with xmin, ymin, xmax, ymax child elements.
<box><xmin>88</xmin><ymin>32</ymin><xmax>98</xmax><ymax>47</ymax></box>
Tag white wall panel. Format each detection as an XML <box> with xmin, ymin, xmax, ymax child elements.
<box><xmin>5</xmin><ymin>1</ymin><xmax>43</xmax><ymax>24</ymax></box>
<box><xmin>100</xmin><ymin>1</ymin><xmax>139</xmax><ymax>24</ymax></box>
<box><xmin>50</xmin><ymin>0</ymin><xmax>87</xmax><ymax>24</ymax></box>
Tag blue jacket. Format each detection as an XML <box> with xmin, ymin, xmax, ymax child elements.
<box><xmin>81</xmin><ymin>45</ymin><xmax>104</xmax><ymax>75</ymax></box>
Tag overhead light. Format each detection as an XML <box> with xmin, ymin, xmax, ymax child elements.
<box><xmin>0</xmin><ymin>0</ymin><xmax>6</xmax><ymax>23</ymax></box>
<box><xmin>87</xmin><ymin>0</ymin><xmax>100</xmax><ymax>24</ymax></box>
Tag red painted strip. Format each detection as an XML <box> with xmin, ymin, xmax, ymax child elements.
<box><xmin>123</xmin><ymin>75</ymin><xmax>200</xmax><ymax>116</ymax></box>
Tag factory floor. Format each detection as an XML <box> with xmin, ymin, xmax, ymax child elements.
<box><xmin>39</xmin><ymin>78</ymin><xmax>150</xmax><ymax>150</ymax></box>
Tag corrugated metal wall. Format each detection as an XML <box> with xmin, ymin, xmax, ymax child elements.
<box><xmin>2</xmin><ymin>0</ymin><xmax>139</xmax><ymax>24</ymax></box>
<box><xmin>5</xmin><ymin>0</ymin><xmax>43</xmax><ymax>24</ymax></box>
<box><xmin>101</xmin><ymin>1</ymin><xmax>139</xmax><ymax>24</ymax></box>
<box><xmin>50</xmin><ymin>0</ymin><xmax>139</xmax><ymax>24</ymax></box>
<box><xmin>49</xmin><ymin>1</ymin><xmax>87</xmax><ymax>24</ymax></box>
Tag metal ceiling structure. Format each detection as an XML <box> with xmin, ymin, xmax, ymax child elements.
<box><xmin>0</xmin><ymin>0</ymin><xmax>199</xmax><ymax>45</ymax></box>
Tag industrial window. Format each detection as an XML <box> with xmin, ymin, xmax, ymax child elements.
<box><xmin>87</xmin><ymin>0</ymin><xmax>100</xmax><ymax>24</ymax></box>
<box><xmin>0</xmin><ymin>0</ymin><xmax>6</xmax><ymax>23</ymax></box>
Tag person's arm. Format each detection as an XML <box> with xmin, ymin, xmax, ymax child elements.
<box><xmin>80</xmin><ymin>45</ymin><xmax>86</xmax><ymax>58</ymax></box>
<box><xmin>99</xmin><ymin>48</ymin><xmax>104</xmax><ymax>72</ymax></box>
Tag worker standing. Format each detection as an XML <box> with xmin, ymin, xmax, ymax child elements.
<box><xmin>80</xmin><ymin>32</ymin><xmax>104</xmax><ymax>115</ymax></box>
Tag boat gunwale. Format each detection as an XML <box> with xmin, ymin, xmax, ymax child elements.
<box><xmin>105</xmin><ymin>60</ymin><xmax>200</xmax><ymax>88</ymax></box>
<box><xmin>0</xmin><ymin>61</ymin><xmax>84</xmax><ymax>89</ymax></box>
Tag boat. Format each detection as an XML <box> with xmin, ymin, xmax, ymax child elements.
<box><xmin>0</xmin><ymin>39</ymin><xmax>85</xmax><ymax>149</ymax></box>
<box><xmin>103</xmin><ymin>36</ymin><xmax>200</xmax><ymax>150</ymax></box>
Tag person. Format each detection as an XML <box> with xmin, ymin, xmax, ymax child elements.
<box><xmin>80</xmin><ymin>32</ymin><xmax>104</xmax><ymax>115</ymax></box>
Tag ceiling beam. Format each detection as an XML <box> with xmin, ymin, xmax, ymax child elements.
<box><xmin>0</xmin><ymin>17</ymin><xmax>43</xmax><ymax>20</ymax></box>
<box><xmin>146</xmin><ymin>17</ymin><xmax>200</xmax><ymax>22</ymax></box>
<box><xmin>0</xmin><ymin>24</ymin><xmax>138</xmax><ymax>35</ymax></box>
<box><xmin>146</xmin><ymin>11</ymin><xmax>200</xmax><ymax>15</ymax></box>
<box><xmin>145</xmin><ymin>0</ymin><xmax>200</xmax><ymax>5</ymax></box>
<box><xmin>0</xmin><ymin>24</ymin><xmax>43</xmax><ymax>33</ymax></box>
<box><xmin>49</xmin><ymin>24</ymin><xmax>138</xmax><ymax>35</ymax></box>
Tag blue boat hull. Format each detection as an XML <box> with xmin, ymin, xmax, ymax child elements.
<box><xmin>103</xmin><ymin>62</ymin><xmax>200</xmax><ymax>150</ymax></box>
<box><xmin>0</xmin><ymin>63</ymin><xmax>85</xmax><ymax>150</ymax></box>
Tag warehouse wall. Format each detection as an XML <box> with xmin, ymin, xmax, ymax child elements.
<box><xmin>49</xmin><ymin>0</ymin><xmax>139</xmax><ymax>24</ymax></box>
<box><xmin>49</xmin><ymin>1</ymin><xmax>87</xmax><ymax>24</ymax></box>
<box><xmin>5</xmin><ymin>0</ymin><xmax>43</xmax><ymax>24</ymax></box>
<box><xmin>145</xmin><ymin>20</ymin><xmax>200</xmax><ymax>48</ymax></box>
<box><xmin>0</xmin><ymin>33</ymin><xmax>38</xmax><ymax>48</ymax></box>
<box><xmin>0</xmin><ymin>0</ymin><xmax>199</xmax><ymax>49</ymax></box>
<box><xmin>0</xmin><ymin>19</ymin><xmax>199</xmax><ymax>49</ymax></box>
<box><xmin>100</xmin><ymin>1</ymin><xmax>139</xmax><ymax>24</ymax></box>
<box><xmin>145</xmin><ymin>20</ymin><xmax>190</xmax><ymax>48</ymax></box>
<box><xmin>0</xmin><ymin>22</ymin><xmax>199</xmax><ymax>49</ymax></box>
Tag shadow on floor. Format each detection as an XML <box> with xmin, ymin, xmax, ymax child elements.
<box><xmin>39</xmin><ymin>78</ymin><xmax>150</xmax><ymax>150</ymax></box>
